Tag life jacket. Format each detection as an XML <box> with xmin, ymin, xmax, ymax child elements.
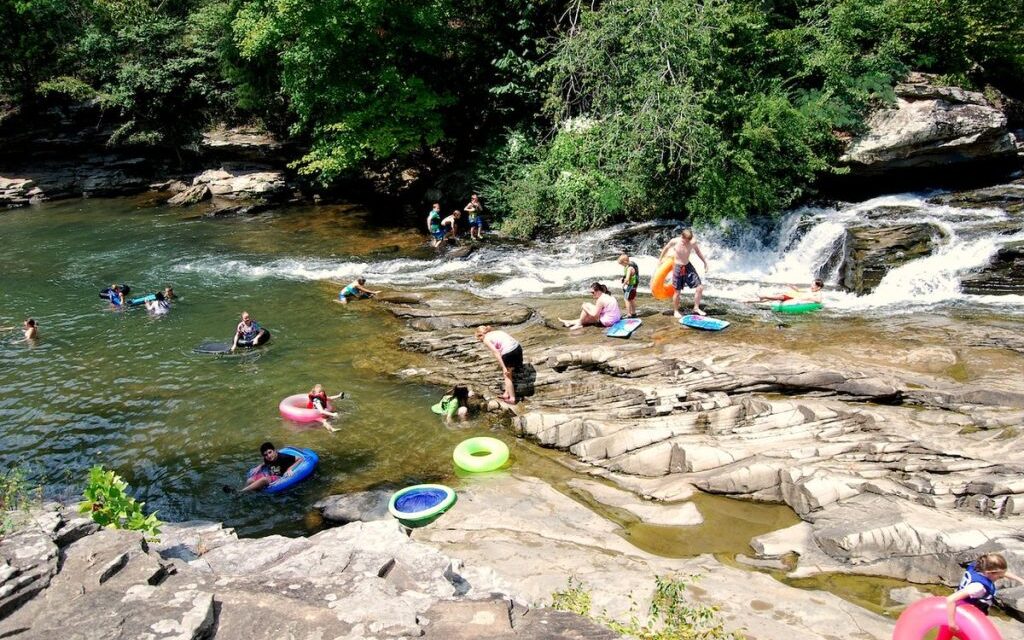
<box><xmin>308</xmin><ymin>391</ymin><xmax>329</xmax><ymax>410</ymax></box>
<box><xmin>623</xmin><ymin>261</ymin><xmax>639</xmax><ymax>287</ymax></box>
<box><xmin>958</xmin><ymin>564</ymin><xmax>997</xmax><ymax>614</ymax></box>
<box><xmin>439</xmin><ymin>394</ymin><xmax>460</xmax><ymax>418</ymax></box>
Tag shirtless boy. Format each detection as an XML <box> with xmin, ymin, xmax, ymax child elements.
<box><xmin>658</xmin><ymin>229</ymin><xmax>709</xmax><ymax>317</ymax></box>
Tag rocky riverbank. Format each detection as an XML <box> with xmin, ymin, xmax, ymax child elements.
<box><xmin>384</xmin><ymin>290</ymin><xmax>1024</xmax><ymax>636</ymax></box>
<box><xmin>0</xmin><ymin>503</ymin><xmax>614</xmax><ymax>639</ymax></box>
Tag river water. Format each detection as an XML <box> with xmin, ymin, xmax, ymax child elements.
<box><xmin>2</xmin><ymin>189</ymin><xmax>1021</xmax><ymax>553</ymax></box>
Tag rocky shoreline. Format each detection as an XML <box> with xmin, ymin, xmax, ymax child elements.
<box><xmin>384</xmin><ymin>290</ymin><xmax>1024</xmax><ymax>637</ymax></box>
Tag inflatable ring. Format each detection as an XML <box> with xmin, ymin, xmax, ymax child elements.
<box><xmin>650</xmin><ymin>258</ymin><xmax>675</xmax><ymax>300</ymax></box>
<box><xmin>246</xmin><ymin>446</ymin><xmax>319</xmax><ymax>494</ymax></box>
<box><xmin>772</xmin><ymin>301</ymin><xmax>822</xmax><ymax>314</ymax></box>
<box><xmin>388</xmin><ymin>484</ymin><xmax>457</xmax><ymax>527</ymax></box>
<box><xmin>892</xmin><ymin>596</ymin><xmax>1001</xmax><ymax>640</ymax></box>
<box><xmin>279</xmin><ymin>394</ymin><xmax>330</xmax><ymax>423</ymax></box>
<box><xmin>453</xmin><ymin>437</ymin><xmax>509</xmax><ymax>473</ymax></box>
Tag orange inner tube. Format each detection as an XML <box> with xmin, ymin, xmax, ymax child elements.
<box><xmin>650</xmin><ymin>258</ymin><xmax>675</xmax><ymax>300</ymax></box>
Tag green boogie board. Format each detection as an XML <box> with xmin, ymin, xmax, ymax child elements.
<box><xmin>772</xmin><ymin>301</ymin><xmax>822</xmax><ymax>314</ymax></box>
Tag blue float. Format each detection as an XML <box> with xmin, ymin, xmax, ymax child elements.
<box><xmin>247</xmin><ymin>446</ymin><xmax>318</xmax><ymax>494</ymax></box>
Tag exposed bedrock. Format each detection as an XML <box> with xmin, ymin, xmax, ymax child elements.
<box><xmin>0</xmin><ymin>504</ymin><xmax>611</xmax><ymax>639</ymax></box>
<box><xmin>391</xmin><ymin>296</ymin><xmax>1024</xmax><ymax>621</ymax></box>
<box><xmin>839</xmin><ymin>223</ymin><xmax>946</xmax><ymax>295</ymax></box>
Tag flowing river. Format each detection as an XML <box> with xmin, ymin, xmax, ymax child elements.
<box><xmin>1</xmin><ymin>188</ymin><xmax>1021</xmax><ymax>556</ymax></box>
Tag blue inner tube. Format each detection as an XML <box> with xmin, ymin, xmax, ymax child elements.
<box><xmin>248</xmin><ymin>446</ymin><xmax>318</xmax><ymax>494</ymax></box>
<box><xmin>395</xmin><ymin>487</ymin><xmax>448</xmax><ymax>513</ymax></box>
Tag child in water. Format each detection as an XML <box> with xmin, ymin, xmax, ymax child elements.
<box><xmin>436</xmin><ymin>385</ymin><xmax>470</xmax><ymax>423</ymax></box>
<box><xmin>946</xmin><ymin>552</ymin><xmax>1022</xmax><ymax>633</ymax></box>
<box><xmin>336</xmin><ymin>277</ymin><xmax>380</xmax><ymax>304</ymax></box>
<box><xmin>308</xmin><ymin>384</ymin><xmax>345</xmax><ymax>432</ymax></box>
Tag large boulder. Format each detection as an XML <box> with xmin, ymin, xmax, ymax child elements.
<box><xmin>842</xmin><ymin>75</ymin><xmax>1016</xmax><ymax>175</ymax></box>
<box><xmin>839</xmin><ymin>223</ymin><xmax>945</xmax><ymax>294</ymax></box>
<box><xmin>192</xmin><ymin>166</ymin><xmax>290</xmax><ymax>201</ymax></box>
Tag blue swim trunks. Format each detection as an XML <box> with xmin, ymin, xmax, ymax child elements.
<box><xmin>431</xmin><ymin>228</ymin><xmax>445</xmax><ymax>240</ymax></box>
<box><xmin>672</xmin><ymin>263</ymin><xmax>702</xmax><ymax>290</ymax></box>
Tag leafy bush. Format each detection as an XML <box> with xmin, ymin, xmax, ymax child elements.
<box><xmin>551</xmin><ymin>574</ymin><xmax>743</xmax><ymax>640</ymax></box>
<box><xmin>79</xmin><ymin>465</ymin><xmax>162</xmax><ymax>540</ymax></box>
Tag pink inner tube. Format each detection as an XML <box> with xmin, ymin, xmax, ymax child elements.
<box><xmin>892</xmin><ymin>597</ymin><xmax>1002</xmax><ymax>640</ymax></box>
<box><xmin>278</xmin><ymin>394</ymin><xmax>330</xmax><ymax>423</ymax></box>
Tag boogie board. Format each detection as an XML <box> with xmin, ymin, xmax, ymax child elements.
<box><xmin>128</xmin><ymin>294</ymin><xmax>157</xmax><ymax>307</ymax></box>
<box><xmin>605</xmin><ymin>317</ymin><xmax>642</xmax><ymax>338</ymax></box>
<box><xmin>680</xmin><ymin>315</ymin><xmax>730</xmax><ymax>331</ymax></box>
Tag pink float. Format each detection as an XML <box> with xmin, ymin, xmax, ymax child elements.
<box><xmin>892</xmin><ymin>596</ymin><xmax>1002</xmax><ymax>640</ymax></box>
<box><xmin>278</xmin><ymin>394</ymin><xmax>329</xmax><ymax>423</ymax></box>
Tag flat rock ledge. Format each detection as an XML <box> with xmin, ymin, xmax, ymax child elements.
<box><xmin>391</xmin><ymin>296</ymin><xmax>1024</xmax><ymax>625</ymax></box>
<box><xmin>0</xmin><ymin>503</ymin><xmax>614</xmax><ymax>640</ymax></box>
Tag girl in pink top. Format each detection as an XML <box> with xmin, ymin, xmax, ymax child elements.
<box><xmin>560</xmin><ymin>282</ymin><xmax>621</xmax><ymax>330</ymax></box>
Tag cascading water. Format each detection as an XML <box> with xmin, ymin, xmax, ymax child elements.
<box><xmin>171</xmin><ymin>189</ymin><xmax>1024</xmax><ymax>313</ymax></box>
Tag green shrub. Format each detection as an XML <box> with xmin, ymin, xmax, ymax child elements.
<box><xmin>551</xmin><ymin>574</ymin><xmax>743</xmax><ymax>640</ymax></box>
<box><xmin>79</xmin><ymin>465</ymin><xmax>162</xmax><ymax>540</ymax></box>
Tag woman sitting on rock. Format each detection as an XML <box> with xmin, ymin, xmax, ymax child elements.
<box><xmin>560</xmin><ymin>282</ymin><xmax>621</xmax><ymax>330</ymax></box>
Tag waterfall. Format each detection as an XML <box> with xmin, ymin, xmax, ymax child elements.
<box><xmin>172</xmin><ymin>189</ymin><xmax>1024</xmax><ymax>312</ymax></box>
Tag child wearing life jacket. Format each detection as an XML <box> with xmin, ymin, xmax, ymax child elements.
<box><xmin>946</xmin><ymin>552</ymin><xmax>1022</xmax><ymax>633</ymax></box>
<box><xmin>436</xmin><ymin>385</ymin><xmax>470</xmax><ymax>422</ymax></box>
<box><xmin>307</xmin><ymin>384</ymin><xmax>345</xmax><ymax>432</ymax></box>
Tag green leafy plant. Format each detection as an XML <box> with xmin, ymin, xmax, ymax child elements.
<box><xmin>79</xmin><ymin>465</ymin><xmax>162</xmax><ymax>540</ymax></box>
<box><xmin>551</xmin><ymin>574</ymin><xmax>743</xmax><ymax>640</ymax></box>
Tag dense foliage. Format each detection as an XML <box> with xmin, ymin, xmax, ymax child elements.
<box><xmin>1</xmin><ymin>0</ymin><xmax>1021</xmax><ymax>233</ymax></box>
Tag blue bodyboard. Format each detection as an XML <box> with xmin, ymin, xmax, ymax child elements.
<box><xmin>680</xmin><ymin>315</ymin><xmax>730</xmax><ymax>331</ymax></box>
<box><xmin>605</xmin><ymin>318</ymin><xmax>643</xmax><ymax>338</ymax></box>
<box><xmin>128</xmin><ymin>294</ymin><xmax>157</xmax><ymax>306</ymax></box>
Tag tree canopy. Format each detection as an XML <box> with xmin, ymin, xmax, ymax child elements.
<box><xmin>1</xmin><ymin>0</ymin><xmax>1021</xmax><ymax>234</ymax></box>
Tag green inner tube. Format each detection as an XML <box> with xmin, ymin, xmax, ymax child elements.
<box><xmin>453</xmin><ymin>436</ymin><xmax>510</xmax><ymax>473</ymax></box>
<box><xmin>388</xmin><ymin>484</ymin><xmax>457</xmax><ymax>525</ymax></box>
<box><xmin>772</xmin><ymin>301</ymin><xmax>822</xmax><ymax>314</ymax></box>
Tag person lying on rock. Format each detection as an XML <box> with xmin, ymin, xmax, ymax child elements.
<box><xmin>241</xmin><ymin>442</ymin><xmax>298</xmax><ymax>492</ymax></box>
<box><xmin>748</xmin><ymin>279</ymin><xmax>823</xmax><ymax>304</ymax></box>
<box><xmin>476</xmin><ymin>325</ymin><xmax>522</xmax><ymax>404</ymax></box>
<box><xmin>946</xmin><ymin>552</ymin><xmax>1023</xmax><ymax>634</ymax></box>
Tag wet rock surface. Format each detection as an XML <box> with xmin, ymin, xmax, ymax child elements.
<box><xmin>839</xmin><ymin>223</ymin><xmax>945</xmax><ymax>294</ymax></box>
<box><xmin>389</xmin><ymin>294</ymin><xmax>1024</xmax><ymax>628</ymax></box>
<box><xmin>0</xmin><ymin>504</ymin><xmax>613</xmax><ymax>639</ymax></box>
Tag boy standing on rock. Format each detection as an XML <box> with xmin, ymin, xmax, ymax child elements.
<box><xmin>617</xmin><ymin>253</ymin><xmax>639</xmax><ymax>318</ymax></box>
<box><xmin>659</xmin><ymin>229</ymin><xmax>709</xmax><ymax>317</ymax></box>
